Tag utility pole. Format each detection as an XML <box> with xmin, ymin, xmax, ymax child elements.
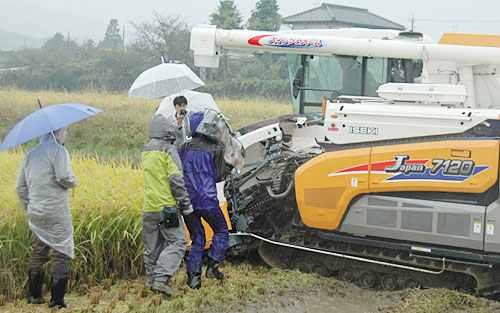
<box><xmin>122</xmin><ymin>25</ymin><xmax>125</xmax><ymax>49</ymax></box>
<box><xmin>410</xmin><ymin>14</ymin><xmax>415</xmax><ymax>32</ymax></box>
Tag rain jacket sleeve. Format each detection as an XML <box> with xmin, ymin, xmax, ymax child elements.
<box><xmin>53</xmin><ymin>148</ymin><xmax>77</xmax><ymax>189</ymax></box>
<box><xmin>168</xmin><ymin>149</ymin><xmax>194</xmax><ymax>214</ymax></box>
<box><xmin>15</xmin><ymin>164</ymin><xmax>29</xmax><ymax>211</ymax></box>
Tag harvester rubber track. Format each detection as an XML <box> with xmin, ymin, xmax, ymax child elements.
<box><xmin>252</xmin><ymin>231</ymin><xmax>500</xmax><ymax>296</ymax></box>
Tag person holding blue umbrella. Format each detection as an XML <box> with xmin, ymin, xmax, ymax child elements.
<box><xmin>1</xmin><ymin>102</ymin><xmax>102</xmax><ymax>309</ymax></box>
<box><xmin>16</xmin><ymin>127</ymin><xmax>75</xmax><ymax>308</ymax></box>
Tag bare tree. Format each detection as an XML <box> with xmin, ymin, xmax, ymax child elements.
<box><xmin>130</xmin><ymin>12</ymin><xmax>191</xmax><ymax>65</ymax></box>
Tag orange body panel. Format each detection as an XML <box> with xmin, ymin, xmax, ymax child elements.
<box><xmin>370</xmin><ymin>140</ymin><xmax>499</xmax><ymax>193</ymax></box>
<box><xmin>185</xmin><ymin>202</ymin><xmax>232</xmax><ymax>250</ymax></box>
<box><xmin>295</xmin><ymin>140</ymin><xmax>499</xmax><ymax>231</ymax></box>
<box><xmin>295</xmin><ymin>148</ymin><xmax>371</xmax><ymax>230</ymax></box>
<box><xmin>439</xmin><ymin>32</ymin><xmax>500</xmax><ymax>47</ymax></box>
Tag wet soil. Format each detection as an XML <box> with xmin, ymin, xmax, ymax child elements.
<box><xmin>231</xmin><ymin>281</ymin><xmax>396</xmax><ymax>313</ymax></box>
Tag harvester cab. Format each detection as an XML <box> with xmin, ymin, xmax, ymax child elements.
<box><xmin>191</xmin><ymin>24</ymin><xmax>500</xmax><ymax>295</ymax></box>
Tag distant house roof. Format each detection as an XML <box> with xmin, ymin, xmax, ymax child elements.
<box><xmin>283</xmin><ymin>3</ymin><xmax>405</xmax><ymax>30</ymax></box>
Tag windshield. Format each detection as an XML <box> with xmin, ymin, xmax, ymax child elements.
<box><xmin>288</xmin><ymin>54</ymin><xmax>422</xmax><ymax>114</ymax></box>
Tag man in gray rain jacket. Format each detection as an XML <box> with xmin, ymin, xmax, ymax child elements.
<box><xmin>16</xmin><ymin>127</ymin><xmax>77</xmax><ymax>308</ymax></box>
<box><xmin>141</xmin><ymin>114</ymin><xmax>193</xmax><ymax>296</ymax></box>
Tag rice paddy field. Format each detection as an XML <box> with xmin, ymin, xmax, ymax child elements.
<box><xmin>1</xmin><ymin>89</ymin><xmax>499</xmax><ymax>312</ymax></box>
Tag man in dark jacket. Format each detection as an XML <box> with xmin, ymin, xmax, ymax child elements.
<box><xmin>178</xmin><ymin>111</ymin><xmax>229</xmax><ymax>289</ymax></box>
<box><xmin>141</xmin><ymin>114</ymin><xmax>193</xmax><ymax>296</ymax></box>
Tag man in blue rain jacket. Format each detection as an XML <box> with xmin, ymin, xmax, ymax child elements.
<box><xmin>178</xmin><ymin>111</ymin><xmax>229</xmax><ymax>289</ymax></box>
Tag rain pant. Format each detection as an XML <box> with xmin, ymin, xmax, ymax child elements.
<box><xmin>28</xmin><ymin>233</ymin><xmax>71</xmax><ymax>274</ymax></box>
<box><xmin>141</xmin><ymin>114</ymin><xmax>193</xmax><ymax>286</ymax></box>
<box><xmin>16</xmin><ymin>133</ymin><xmax>77</xmax><ymax>259</ymax></box>
<box><xmin>178</xmin><ymin>112</ymin><xmax>229</xmax><ymax>273</ymax></box>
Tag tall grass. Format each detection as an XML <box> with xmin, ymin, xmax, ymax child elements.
<box><xmin>0</xmin><ymin>151</ymin><xmax>144</xmax><ymax>300</ymax></box>
<box><xmin>0</xmin><ymin>89</ymin><xmax>293</xmax><ymax>300</ymax></box>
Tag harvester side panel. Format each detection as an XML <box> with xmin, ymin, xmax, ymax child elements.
<box><xmin>485</xmin><ymin>199</ymin><xmax>500</xmax><ymax>253</ymax></box>
<box><xmin>295</xmin><ymin>140</ymin><xmax>499</xmax><ymax>231</ymax></box>
<box><xmin>340</xmin><ymin>195</ymin><xmax>486</xmax><ymax>250</ymax></box>
<box><xmin>370</xmin><ymin>140</ymin><xmax>499</xmax><ymax>193</ymax></box>
<box><xmin>294</xmin><ymin>147</ymin><xmax>371</xmax><ymax>230</ymax></box>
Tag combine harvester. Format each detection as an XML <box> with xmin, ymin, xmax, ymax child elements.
<box><xmin>191</xmin><ymin>25</ymin><xmax>500</xmax><ymax>295</ymax></box>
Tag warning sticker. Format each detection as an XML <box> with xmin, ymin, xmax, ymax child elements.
<box><xmin>487</xmin><ymin>224</ymin><xmax>495</xmax><ymax>235</ymax></box>
<box><xmin>474</xmin><ymin>222</ymin><xmax>481</xmax><ymax>234</ymax></box>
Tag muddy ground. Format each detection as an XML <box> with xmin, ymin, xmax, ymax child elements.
<box><xmin>1</xmin><ymin>263</ymin><xmax>500</xmax><ymax>313</ymax></box>
<box><xmin>230</xmin><ymin>283</ymin><xmax>395</xmax><ymax>313</ymax></box>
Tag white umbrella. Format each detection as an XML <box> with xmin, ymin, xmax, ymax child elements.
<box><xmin>156</xmin><ymin>90</ymin><xmax>220</xmax><ymax>118</ymax></box>
<box><xmin>128</xmin><ymin>62</ymin><xmax>205</xmax><ymax>99</ymax></box>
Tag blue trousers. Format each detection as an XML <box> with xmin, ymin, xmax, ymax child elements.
<box><xmin>184</xmin><ymin>207</ymin><xmax>229</xmax><ymax>274</ymax></box>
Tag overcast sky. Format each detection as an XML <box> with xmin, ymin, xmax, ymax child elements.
<box><xmin>1</xmin><ymin>0</ymin><xmax>500</xmax><ymax>43</ymax></box>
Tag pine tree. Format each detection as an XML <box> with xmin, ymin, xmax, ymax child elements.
<box><xmin>247</xmin><ymin>0</ymin><xmax>282</xmax><ymax>31</ymax></box>
<box><xmin>210</xmin><ymin>0</ymin><xmax>242</xmax><ymax>29</ymax></box>
<box><xmin>100</xmin><ymin>19</ymin><xmax>123</xmax><ymax>49</ymax></box>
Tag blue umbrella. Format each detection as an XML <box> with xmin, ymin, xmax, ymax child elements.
<box><xmin>0</xmin><ymin>103</ymin><xmax>103</xmax><ymax>152</ymax></box>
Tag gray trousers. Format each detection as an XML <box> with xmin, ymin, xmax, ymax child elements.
<box><xmin>142</xmin><ymin>210</ymin><xmax>187</xmax><ymax>286</ymax></box>
<box><xmin>28</xmin><ymin>233</ymin><xmax>71</xmax><ymax>275</ymax></box>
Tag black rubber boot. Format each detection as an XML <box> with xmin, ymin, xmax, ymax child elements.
<box><xmin>48</xmin><ymin>274</ymin><xmax>68</xmax><ymax>309</ymax></box>
<box><xmin>205</xmin><ymin>258</ymin><xmax>224</xmax><ymax>280</ymax></box>
<box><xmin>28</xmin><ymin>270</ymin><xmax>46</xmax><ymax>304</ymax></box>
<box><xmin>187</xmin><ymin>272</ymin><xmax>201</xmax><ymax>289</ymax></box>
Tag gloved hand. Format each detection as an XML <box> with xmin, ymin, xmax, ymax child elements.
<box><xmin>182</xmin><ymin>205</ymin><xmax>194</xmax><ymax>216</ymax></box>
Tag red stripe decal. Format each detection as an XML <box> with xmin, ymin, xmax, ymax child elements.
<box><xmin>248</xmin><ymin>35</ymin><xmax>272</xmax><ymax>46</ymax></box>
<box><xmin>371</xmin><ymin>161</ymin><xmax>396</xmax><ymax>171</ymax></box>
<box><xmin>406</xmin><ymin>160</ymin><xmax>428</xmax><ymax>165</ymax></box>
<box><xmin>335</xmin><ymin>164</ymin><xmax>369</xmax><ymax>173</ymax></box>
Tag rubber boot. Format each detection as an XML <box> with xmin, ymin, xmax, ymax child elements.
<box><xmin>187</xmin><ymin>272</ymin><xmax>201</xmax><ymax>289</ymax></box>
<box><xmin>48</xmin><ymin>274</ymin><xmax>68</xmax><ymax>309</ymax></box>
<box><xmin>28</xmin><ymin>270</ymin><xmax>46</xmax><ymax>304</ymax></box>
<box><xmin>205</xmin><ymin>258</ymin><xmax>224</xmax><ymax>280</ymax></box>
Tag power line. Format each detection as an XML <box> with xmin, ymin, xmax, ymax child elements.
<box><xmin>417</xmin><ymin>18</ymin><xmax>500</xmax><ymax>23</ymax></box>
<box><xmin>394</xmin><ymin>18</ymin><xmax>500</xmax><ymax>23</ymax></box>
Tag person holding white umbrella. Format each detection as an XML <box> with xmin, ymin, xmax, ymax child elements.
<box><xmin>156</xmin><ymin>90</ymin><xmax>220</xmax><ymax>118</ymax></box>
<box><xmin>157</xmin><ymin>91</ymin><xmax>221</xmax><ymax>148</ymax></box>
<box><xmin>172</xmin><ymin>95</ymin><xmax>192</xmax><ymax>148</ymax></box>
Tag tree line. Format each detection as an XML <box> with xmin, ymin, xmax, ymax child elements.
<box><xmin>0</xmin><ymin>0</ymin><xmax>290</xmax><ymax>100</ymax></box>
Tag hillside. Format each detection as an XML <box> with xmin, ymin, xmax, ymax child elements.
<box><xmin>0</xmin><ymin>28</ymin><xmax>45</xmax><ymax>51</ymax></box>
